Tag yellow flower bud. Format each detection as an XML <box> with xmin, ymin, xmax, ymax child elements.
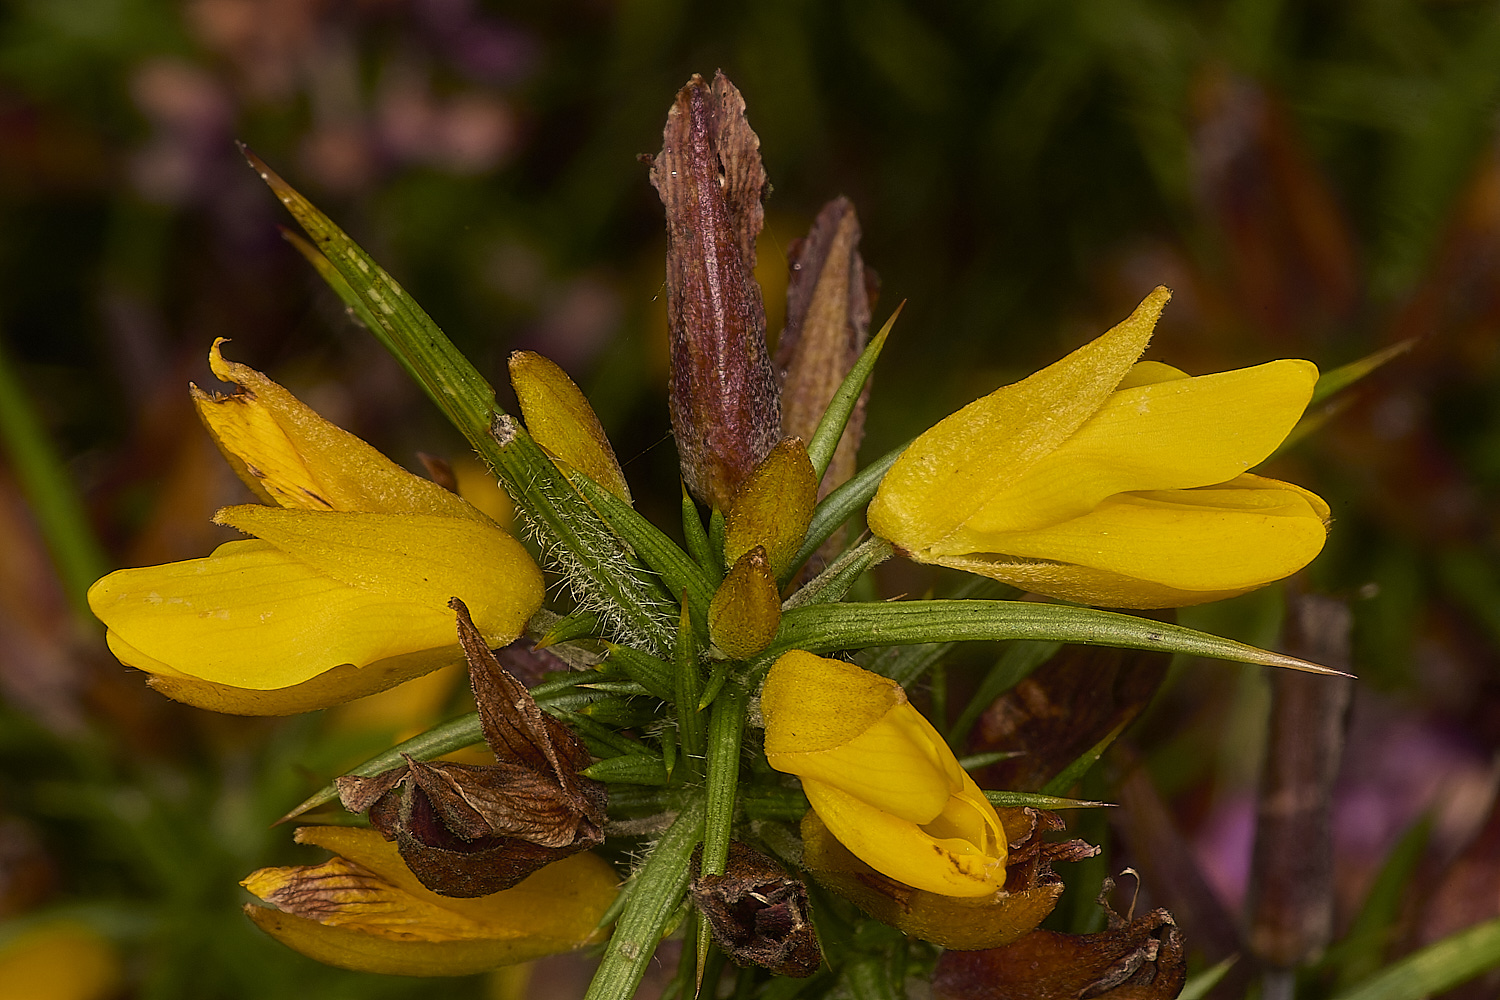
<box><xmin>88</xmin><ymin>347</ymin><xmax>544</xmax><ymax>715</ymax></box>
<box><xmin>709</xmin><ymin>546</ymin><xmax>782</xmax><ymax>659</ymax></box>
<box><xmin>723</xmin><ymin>438</ymin><xmax>817</xmax><ymax>579</ymax></box>
<box><xmin>868</xmin><ymin>288</ymin><xmax>1329</xmax><ymax>608</ymax></box>
<box><xmin>242</xmin><ymin>826</ymin><xmax>617</xmax><ymax>977</ymax></box>
<box><xmin>761</xmin><ymin>651</ymin><xmax>1007</xmax><ymax>897</ymax></box>
<box><xmin>509</xmin><ymin>351</ymin><xmax>631</xmax><ymax>503</ymax></box>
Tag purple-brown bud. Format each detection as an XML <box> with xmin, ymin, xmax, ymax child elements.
<box><xmin>776</xmin><ymin>196</ymin><xmax>877</xmax><ymax>498</ymax></box>
<box><xmin>649</xmin><ymin>71</ymin><xmax>781</xmax><ymax>511</ymax></box>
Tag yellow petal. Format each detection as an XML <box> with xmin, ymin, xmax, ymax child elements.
<box><xmin>761</xmin><ymin>651</ymin><xmax>1007</xmax><ymax>897</ymax></box>
<box><xmin>947</xmin><ymin>360</ymin><xmax>1317</xmax><ymax>536</ymax></box>
<box><xmin>138</xmin><ymin>643</ymin><xmax>466</xmax><ymax>716</ymax></box>
<box><xmin>708</xmin><ymin>547</ymin><xmax>782</xmax><ymax>659</ymax></box>
<box><xmin>723</xmin><ymin>438</ymin><xmax>818</xmax><ymax>577</ymax></box>
<box><xmin>799</xmin><ymin>811</ymin><xmax>1060</xmax><ymax>949</ymax></box>
<box><xmin>510</xmin><ymin>351</ymin><xmax>631</xmax><ymax>503</ymax></box>
<box><xmin>869</xmin><ymin>288</ymin><xmax>1171</xmax><ymax>551</ymax></box>
<box><xmin>214</xmin><ymin>507</ymin><xmax>540</xmax><ymax>632</ymax></box>
<box><xmin>243</xmin><ymin>827</ymin><xmax>617</xmax><ymax>977</ymax></box>
<box><xmin>802</xmin><ymin>778</ymin><xmax>1004</xmax><ymax>897</ymax></box>
<box><xmin>761</xmin><ymin>650</ymin><xmax>901</xmax><ymax>754</ymax></box>
<box><xmin>88</xmin><ymin>511</ymin><xmax>542</xmax><ymax>692</ymax></box>
<box><xmin>194</xmin><ymin>341</ymin><xmax>485</xmax><ymax>521</ymax></box>
<box><xmin>933</xmin><ymin>474</ymin><xmax>1330</xmax><ymax>608</ymax></box>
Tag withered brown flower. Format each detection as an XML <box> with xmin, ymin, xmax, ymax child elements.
<box><xmin>690</xmin><ymin>842</ymin><xmax>821</xmax><ymax>978</ymax></box>
<box><xmin>337</xmin><ymin>599</ymin><xmax>607</xmax><ymax>898</ymax></box>
<box><xmin>932</xmin><ymin>895</ymin><xmax>1187</xmax><ymax>1000</ymax></box>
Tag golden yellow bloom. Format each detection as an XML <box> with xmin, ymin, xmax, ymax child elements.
<box><xmin>87</xmin><ymin>343</ymin><xmax>543</xmax><ymax>715</ymax></box>
<box><xmin>761</xmin><ymin>651</ymin><xmax>1007</xmax><ymax>897</ymax></box>
<box><xmin>868</xmin><ymin>288</ymin><xmax>1329</xmax><ymax>608</ymax></box>
<box><xmin>242</xmin><ymin>826</ymin><xmax>617</xmax><ymax>977</ymax></box>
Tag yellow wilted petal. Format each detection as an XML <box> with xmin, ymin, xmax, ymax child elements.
<box><xmin>242</xmin><ymin>827</ymin><xmax>617</xmax><ymax>977</ymax></box>
<box><xmin>708</xmin><ymin>547</ymin><xmax>782</xmax><ymax>659</ymax></box>
<box><xmin>934</xmin><ymin>474</ymin><xmax>1330</xmax><ymax>608</ymax></box>
<box><xmin>869</xmin><ymin>288</ymin><xmax>1171</xmax><ymax>551</ymax></box>
<box><xmin>947</xmin><ymin>360</ymin><xmax>1317</xmax><ymax>536</ymax></box>
<box><xmin>195</xmin><ymin>341</ymin><xmax>484</xmax><ymax>521</ymax></box>
<box><xmin>723</xmin><ymin>438</ymin><xmax>818</xmax><ymax>577</ymax></box>
<box><xmin>214</xmin><ymin>507</ymin><xmax>541</xmax><ymax>640</ymax></box>
<box><xmin>510</xmin><ymin>351</ymin><xmax>631</xmax><ymax>503</ymax></box>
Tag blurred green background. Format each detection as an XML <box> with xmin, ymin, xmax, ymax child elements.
<box><xmin>5</xmin><ymin>0</ymin><xmax>1500</xmax><ymax>997</ymax></box>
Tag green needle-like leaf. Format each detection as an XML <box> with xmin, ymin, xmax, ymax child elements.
<box><xmin>754</xmin><ymin>600</ymin><xmax>1344</xmax><ymax>682</ymax></box>
<box><xmin>982</xmin><ymin>790</ymin><xmax>1113</xmax><ymax>810</ymax></box>
<box><xmin>788</xmin><ymin>442</ymin><xmax>907</xmax><ymax>575</ymax></box>
<box><xmin>1331</xmin><ymin>917</ymin><xmax>1500</xmax><ymax>1000</ymax></box>
<box><xmin>585</xmin><ymin>795</ymin><xmax>706</xmax><ymax>1000</ymax></box>
<box><xmin>805</xmin><ymin>304</ymin><xmax>900</xmax><ymax>479</ymax></box>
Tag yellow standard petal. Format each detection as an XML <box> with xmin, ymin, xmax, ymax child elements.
<box><xmin>868</xmin><ymin>288</ymin><xmax>1171</xmax><ymax>552</ymax></box>
<box><xmin>88</xmin><ymin>511</ymin><xmax>543</xmax><ymax>703</ymax></box>
<box><xmin>193</xmin><ymin>340</ymin><xmax>486</xmax><ymax>521</ymax></box>
<box><xmin>868</xmin><ymin>288</ymin><xmax>1331</xmax><ymax>608</ymax></box>
<box><xmin>510</xmin><ymin>351</ymin><xmax>631</xmax><ymax>503</ymax></box>
<box><xmin>242</xmin><ymin>826</ymin><xmax>618</xmax><ymax>977</ymax></box>
<box><xmin>762</xmin><ymin>651</ymin><xmax>1007</xmax><ymax>897</ymax></box>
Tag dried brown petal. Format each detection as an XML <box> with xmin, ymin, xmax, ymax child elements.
<box><xmin>691</xmin><ymin>842</ymin><xmax>821</xmax><ymax>978</ymax></box>
<box><xmin>775</xmin><ymin>196</ymin><xmax>876</xmax><ymax>498</ymax></box>
<box><xmin>336</xmin><ymin>601</ymin><xmax>606</xmax><ymax>897</ymax></box>
<box><xmin>649</xmin><ymin>70</ymin><xmax>780</xmax><ymax>511</ymax></box>
<box><xmin>932</xmin><ymin>908</ymin><xmax>1187</xmax><ymax>1000</ymax></box>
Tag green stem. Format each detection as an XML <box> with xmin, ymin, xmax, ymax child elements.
<box><xmin>701</xmin><ymin>682</ymin><xmax>746</xmax><ymax>878</ymax></box>
<box><xmin>585</xmin><ymin>795</ymin><xmax>706</xmax><ymax>1000</ymax></box>
<box><xmin>0</xmin><ymin>334</ymin><xmax>109</xmax><ymax>615</ymax></box>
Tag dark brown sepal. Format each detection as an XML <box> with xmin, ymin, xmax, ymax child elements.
<box><xmin>691</xmin><ymin>842</ymin><xmax>821</xmax><ymax>978</ymax></box>
<box><xmin>334</xmin><ymin>600</ymin><xmax>607</xmax><ymax>898</ymax></box>
<box><xmin>649</xmin><ymin>70</ymin><xmax>780</xmax><ymax>511</ymax></box>
<box><xmin>932</xmin><ymin>906</ymin><xmax>1187</xmax><ymax>1000</ymax></box>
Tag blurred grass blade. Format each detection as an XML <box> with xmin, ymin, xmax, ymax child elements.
<box><xmin>1040</xmin><ymin>719</ymin><xmax>1129</xmax><ymax>796</ymax></box>
<box><xmin>760</xmin><ymin>600</ymin><xmax>1348</xmax><ymax>680</ymax></box>
<box><xmin>805</xmin><ymin>303</ymin><xmax>900</xmax><ymax>480</ymax></box>
<box><xmin>0</xmin><ymin>334</ymin><xmax>109</xmax><ymax>615</ymax></box>
<box><xmin>1180</xmin><ymin>956</ymin><xmax>1237</xmax><ymax>1000</ymax></box>
<box><xmin>1330</xmin><ymin>916</ymin><xmax>1500</xmax><ymax>1000</ymax></box>
<box><xmin>1311</xmin><ymin>340</ymin><xmax>1414</xmax><ymax>405</ymax></box>
<box><xmin>949</xmin><ymin>640</ymin><xmax>1061</xmax><ymax>745</ymax></box>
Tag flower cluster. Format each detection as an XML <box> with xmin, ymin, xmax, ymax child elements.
<box><xmin>87</xmin><ymin>71</ymin><xmax>1339</xmax><ymax>999</ymax></box>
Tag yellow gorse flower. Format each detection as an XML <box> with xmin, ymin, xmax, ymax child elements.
<box><xmin>87</xmin><ymin>342</ymin><xmax>544</xmax><ymax>715</ymax></box>
<box><xmin>761</xmin><ymin>650</ymin><xmax>1007</xmax><ymax>897</ymax></box>
<box><xmin>242</xmin><ymin>826</ymin><xmax>618</xmax><ymax>977</ymax></box>
<box><xmin>868</xmin><ymin>287</ymin><xmax>1330</xmax><ymax>608</ymax></box>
